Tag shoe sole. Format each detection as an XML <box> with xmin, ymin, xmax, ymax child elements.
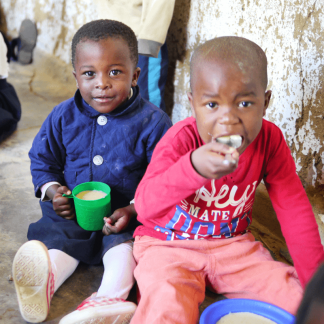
<box><xmin>59</xmin><ymin>302</ymin><xmax>137</xmax><ymax>324</ymax></box>
<box><xmin>13</xmin><ymin>240</ymin><xmax>51</xmax><ymax>323</ymax></box>
<box><xmin>18</xmin><ymin>19</ymin><xmax>37</xmax><ymax>64</ymax></box>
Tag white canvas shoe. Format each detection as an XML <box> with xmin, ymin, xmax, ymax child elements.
<box><xmin>59</xmin><ymin>293</ymin><xmax>137</xmax><ymax>324</ymax></box>
<box><xmin>12</xmin><ymin>240</ymin><xmax>54</xmax><ymax>323</ymax></box>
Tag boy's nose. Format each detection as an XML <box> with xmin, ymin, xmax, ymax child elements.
<box><xmin>218</xmin><ymin>106</ymin><xmax>239</xmax><ymax>124</ymax></box>
<box><xmin>95</xmin><ymin>75</ymin><xmax>111</xmax><ymax>89</ymax></box>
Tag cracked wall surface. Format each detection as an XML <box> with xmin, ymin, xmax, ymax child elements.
<box><xmin>1</xmin><ymin>0</ymin><xmax>324</xmax><ymax>190</ymax></box>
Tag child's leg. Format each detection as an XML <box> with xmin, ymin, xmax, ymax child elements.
<box><xmin>13</xmin><ymin>241</ymin><xmax>79</xmax><ymax>323</ymax></box>
<box><xmin>58</xmin><ymin>241</ymin><xmax>137</xmax><ymax>324</ymax></box>
<box><xmin>207</xmin><ymin>232</ymin><xmax>303</xmax><ymax>314</ymax></box>
<box><xmin>12</xmin><ymin>240</ymin><xmax>52</xmax><ymax>323</ymax></box>
<box><xmin>131</xmin><ymin>236</ymin><xmax>207</xmax><ymax>324</ymax></box>
<box><xmin>48</xmin><ymin>249</ymin><xmax>79</xmax><ymax>293</ymax></box>
<box><xmin>97</xmin><ymin>240</ymin><xmax>136</xmax><ymax>299</ymax></box>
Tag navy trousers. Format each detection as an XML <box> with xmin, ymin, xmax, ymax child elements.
<box><xmin>27</xmin><ymin>200</ymin><xmax>136</xmax><ymax>264</ymax></box>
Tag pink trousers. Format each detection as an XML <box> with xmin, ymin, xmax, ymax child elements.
<box><xmin>131</xmin><ymin>233</ymin><xmax>303</xmax><ymax>324</ymax></box>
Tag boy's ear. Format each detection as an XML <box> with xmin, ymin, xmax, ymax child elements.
<box><xmin>187</xmin><ymin>91</ymin><xmax>196</xmax><ymax>118</ymax></box>
<box><xmin>263</xmin><ymin>90</ymin><xmax>272</xmax><ymax>116</ymax></box>
<box><xmin>72</xmin><ymin>71</ymin><xmax>79</xmax><ymax>88</ymax></box>
<box><xmin>131</xmin><ymin>67</ymin><xmax>141</xmax><ymax>87</ymax></box>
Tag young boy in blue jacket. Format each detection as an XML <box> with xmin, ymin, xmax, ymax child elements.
<box><xmin>12</xmin><ymin>19</ymin><xmax>172</xmax><ymax>324</ymax></box>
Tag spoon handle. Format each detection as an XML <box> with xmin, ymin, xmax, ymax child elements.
<box><xmin>62</xmin><ymin>193</ymin><xmax>74</xmax><ymax>198</ymax></box>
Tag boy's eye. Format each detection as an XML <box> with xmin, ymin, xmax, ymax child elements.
<box><xmin>110</xmin><ymin>70</ymin><xmax>121</xmax><ymax>76</ymax></box>
<box><xmin>206</xmin><ymin>102</ymin><xmax>218</xmax><ymax>109</ymax></box>
<box><xmin>84</xmin><ymin>71</ymin><xmax>95</xmax><ymax>77</ymax></box>
<box><xmin>238</xmin><ymin>101</ymin><xmax>252</xmax><ymax>108</ymax></box>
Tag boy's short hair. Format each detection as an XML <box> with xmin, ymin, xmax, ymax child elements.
<box><xmin>190</xmin><ymin>36</ymin><xmax>268</xmax><ymax>91</ymax></box>
<box><xmin>71</xmin><ymin>19</ymin><xmax>138</xmax><ymax>69</ymax></box>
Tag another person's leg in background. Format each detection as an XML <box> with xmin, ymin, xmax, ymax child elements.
<box><xmin>16</xmin><ymin>19</ymin><xmax>37</xmax><ymax>65</ymax></box>
<box><xmin>137</xmin><ymin>43</ymin><xmax>168</xmax><ymax>111</ymax></box>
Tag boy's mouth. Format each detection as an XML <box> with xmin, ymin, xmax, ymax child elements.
<box><xmin>93</xmin><ymin>95</ymin><xmax>114</xmax><ymax>103</ymax></box>
<box><xmin>216</xmin><ymin>135</ymin><xmax>242</xmax><ymax>149</ymax></box>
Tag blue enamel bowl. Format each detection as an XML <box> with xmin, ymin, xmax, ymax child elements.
<box><xmin>200</xmin><ymin>299</ymin><xmax>295</xmax><ymax>324</ymax></box>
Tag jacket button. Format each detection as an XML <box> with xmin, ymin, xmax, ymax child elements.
<box><xmin>97</xmin><ymin>116</ymin><xmax>107</xmax><ymax>125</ymax></box>
<box><xmin>93</xmin><ymin>155</ymin><xmax>103</xmax><ymax>165</ymax></box>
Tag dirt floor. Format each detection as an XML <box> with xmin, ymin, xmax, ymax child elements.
<box><xmin>1</xmin><ymin>48</ymin><xmax>324</xmax><ymax>323</ymax></box>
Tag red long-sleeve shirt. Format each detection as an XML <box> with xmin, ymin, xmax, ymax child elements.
<box><xmin>134</xmin><ymin>117</ymin><xmax>324</xmax><ymax>287</ymax></box>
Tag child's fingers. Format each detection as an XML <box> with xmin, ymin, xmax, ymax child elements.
<box><xmin>103</xmin><ymin>216</ymin><xmax>129</xmax><ymax>235</ymax></box>
<box><xmin>53</xmin><ymin>193</ymin><xmax>75</xmax><ymax>219</ymax></box>
<box><xmin>53</xmin><ymin>199</ymin><xmax>73</xmax><ymax>217</ymax></box>
<box><xmin>104</xmin><ymin>223</ymin><xmax>119</xmax><ymax>234</ymax></box>
<box><xmin>192</xmin><ymin>143</ymin><xmax>240</xmax><ymax>179</ymax></box>
<box><xmin>54</xmin><ymin>207</ymin><xmax>75</xmax><ymax>219</ymax></box>
<box><xmin>53</xmin><ymin>187</ymin><xmax>72</xmax><ymax>209</ymax></box>
<box><xmin>215</xmin><ymin>153</ymin><xmax>239</xmax><ymax>170</ymax></box>
<box><xmin>103</xmin><ymin>222</ymin><xmax>119</xmax><ymax>235</ymax></box>
<box><xmin>59</xmin><ymin>211</ymin><xmax>75</xmax><ymax>219</ymax></box>
<box><xmin>103</xmin><ymin>213</ymin><xmax>123</xmax><ymax>235</ymax></box>
<box><xmin>206</xmin><ymin>143</ymin><xmax>239</xmax><ymax>166</ymax></box>
<box><xmin>106</xmin><ymin>210</ymin><xmax>125</xmax><ymax>225</ymax></box>
<box><xmin>53</xmin><ymin>195</ymin><xmax>71</xmax><ymax>205</ymax></box>
<box><xmin>102</xmin><ymin>207</ymin><xmax>134</xmax><ymax>235</ymax></box>
<box><xmin>55</xmin><ymin>203</ymin><xmax>73</xmax><ymax>213</ymax></box>
<box><xmin>102</xmin><ymin>223</ymin><xmax>112</xmax><ymax>235</ymax></box>
<box><xmin>56</xmin><ymin>186</ymin><xmax>72</xmax><ymax>195</ymax></box>
<box><xmin>103</xmin><ymin>217</ymin><xmax>112</xmax><ymax>224</ymax></box>
<box><xmin>222</xmin><ymin>150</ymin><xmax>239</xmax><ymax>166</ymax></box>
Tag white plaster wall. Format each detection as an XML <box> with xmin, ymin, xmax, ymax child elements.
<box><xmin>2</xmin><ymin>0</ymin><xmax>324</xmax><ymax>188</ymax></box>
<box><xmin>1</xmin><ymin>0</ymin><xmax>97</xmax><ymax>63</ymax></box>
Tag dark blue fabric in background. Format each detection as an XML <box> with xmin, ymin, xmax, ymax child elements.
<box><xmin>137</xmin><ymin>42</ymin><xmax>168</xmax><ymax>112</ymax></box>
<box><xmin>0</xmin><ymin>79</ymin><xmax>21</xmax><ymax>142</ymax></box>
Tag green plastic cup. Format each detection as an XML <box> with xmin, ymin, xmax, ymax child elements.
<box><xmin>63</xmin><ymin>181</ymin><xmax>111</xmax><ymax>231</ymax></box>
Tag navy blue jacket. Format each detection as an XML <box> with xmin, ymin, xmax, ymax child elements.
<box><xmin>29</xmin><ymin>87</ymin><xmax>172</xmax><ymax>212</ymax></box>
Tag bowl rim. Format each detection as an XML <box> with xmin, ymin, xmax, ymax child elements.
<box><xmin>199</xmin><ymin>299</ymin><xmax>295</xmax><ymax>324</ymax></box>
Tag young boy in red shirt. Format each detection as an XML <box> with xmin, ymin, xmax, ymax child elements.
<box><xmin>131</xmin><ymin>36</ymin><xmax>324</xmax><ymax>323</ymax></box>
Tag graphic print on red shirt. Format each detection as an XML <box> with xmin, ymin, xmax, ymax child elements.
<box><xmin>154</xmin><ymin>179</ymin><xmax>257</xmax><ymax>240</ymax></box>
